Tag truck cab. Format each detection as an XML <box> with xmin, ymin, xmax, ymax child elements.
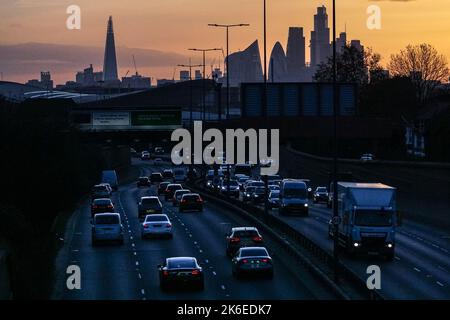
<box><xmin>329</xmin><ymin>182</ymin><xmax>397</xmax><ymax>260</ymax></box>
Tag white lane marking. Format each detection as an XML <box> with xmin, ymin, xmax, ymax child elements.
<box><xmin>141</xmin><ymin>289</ymin><xmax>145</xmax><ymax>295</ymax></box>
<box><xmin>134</xmin><ymin>252</ymin><xmax>137</xmax><ymax>256</ymax></box>
<box><xmin>221</xmin><ymin>285</ymin><xmax>226</xmax><ymax>290</ymax></box>
<box><xmin>131</xmin><ymin>243</ymin><xmax>135</xmax><ymax>247</ymax></box>
<box><xmin>438</xmin><ymin>265</ymin><xmax>449</xmax><ymax>273</ymax></box>
<box><xmin>72</xmin><ymin>249</ymin><xmax>79</xmax><ymax>252</ymax></box>
<box><xmin>212</xmin><ymin>271</ymin><xmax>217</xmax><ymax>276</ymax></box>
<box><xmin>205</xmin><ymin>259</ymin><xmax>209</xmax><ymax>264</ymax></box>
<box><xmin>130</xmin><ymin>236</ymin><xmax>133</xmax><ymax>240</ymax></box>
<box><xmin>413</xmin><ymin>267</ymin><xmax>421</xmax><ymax>273</ymax></box>
<box><xmin>395</xmin><ymin>256</ymin><xmax>400</xmax><ymax>261</ymax></box>
<box><xmin>138</xmin><ymin>273</ymin><xmax>142</xmax><ymax>279</ymax></box>
<box><xmin>135</xmin><ymin>261</ymin><xmax>139</xmax><ymax>266</ymax></box>
<box><xmin>199</xmin><ymin>249</ymin><xmax>203</xmax><ymax>253</ymax></box>
<box><xmin>194</xmin><ymin>241</ymin><xmax>198</xmax><ymax>245</ymax></box>
<box><xmin>436</xmin><ymin>281</ymin><xmax>444</xmax><ymax>287</ymax></box>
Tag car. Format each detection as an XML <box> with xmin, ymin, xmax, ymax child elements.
<box><xmin>279</xmin><ymin>179</ymin><xmax>309</xmax><ymax>216</ymax></box>
<box><xmin>219</xmin><ymin>179</ymin><xmax>240</xmax><ymax>197</ymax></box>
<box><xmin>141</xmin><ymin>214</ymin><xmax>172</xmax><ymax>239</ymax></box>
<box><xmin>268</xmin><ymin>184</ymin><xmax>280</xmax><ymax>192</ymax></box>
<box><xmin>164</xmin><ymin>184</ymin><xmax>183</xmax><ymax>201</ymax></box>
<box><xmin>243</xmin><ymin>186</ymin><xmax>256</xmax><ymax>203</ymax></box>
<box><xmin>299</xmin><ymin>179</ymin><xmax>313</xmax><ymax>198</ymax></box>
<box><xmin>266</xmin><ymin>175</ymin><xmax>282</xmax><ymax>186</ymax></box>
<box><xmin>246</xmin><ymin>180</ymin><xmax>265</xmax><ymax>188</ymax></box>
<box><xmin>225</xmin><ymin>227</ymin><xmax>264</xmax><ymax>257</ymax></box>
<box><xmin>141</xmin><ymin>151</ymin><xmax>151</xmax><ymax>160</ymax></box>
<box><xmin>313</xmin><ymin>187</ymin><xmax>329</xmax><ymax>204</ymax></box>
<box><xmin>101</xmin><ymin>170</ymin><xmax>119</xmax><ymax>191</ymax></box>
<box><xmin>138</xmin><ymin>196</ymin><xmax>163</xmax><ymax>219</ymax></box>
<box><xmin>236</xmin><ymin>175</ymin><xmax>250</xmax><ymax>191</ymax></box>
<box><xmin>205</xmin><ymin>179</ymin><xmax>214</xmax><ymax>189</ymax></box>
<box><xmin>163</xmin><ymin>169</ymin><xmax>174</xmax><ymax>180</ymax></box>
<box><xmin>150</xmin><ymin>172</ymin><xmax>163</xmax><ymax>184</ymax></box>
<box><xmin>137</xmin><ymin>176</ymin><xmax>151</xmax><ymax>187</ymax></box>
<box><xmin>172</xmin><ymin>189</ymin><xmax>191</xmax><ymax>206</ymax></box>
<box><xmin>179</xmin><ymin>193</ymin><xmax>203</xmax><ymax>212</ymax></box>
<box><xmin>173</xmin><ymin>168</ymin><xmax>187</xmax><ymax>183</ymax></box>
<box><xmin>158</xmin><ymin>182</ymin><xmax>171</xmax><ymax>195</ymax></box>
<box><xmin>360</xmin><ymin>153</ymin><xmax>374</xmax><ymax>162</ymax></box>
<box><xmin>98</xmin><ymin>183</ymin><xmax>113</xmax><ymax>195</ymax></box>
<box><xmin>231</xmin><ymin>247</ymin><xmax>273</xmax><ymax>279</ymax></box>
<box><xmin>252</xmin><ymin>186</ymin><xmax>267</xmax><ymax>204</ymax></box>
<box><xmin>91</xmin><ymin>198</ymin><xmax>115</xmax><ymax>217</ymax></box>
<box><xmin>91</xmin><ymin>184</ymin><xmax>111</xmax><ymax>200</ymax></box>
<box><xmin>154</xmin><ymin>158</ymin><xmax>163</xmax><ymax>166</ymax></box>
<box><xmin>154</xmin><ymin>147</ymin><xmax>165</xmax><ymax>155</ymax></box>
<box><xmin>206</xmin><ymin>169</ymin><xmax>224</xmax><ymax>180</ymax></box>
<box><xmin>234</xmin><ymin>164</ymin><xmax>252</xmax><ymax>178</ymax></box>
<box><xmin>158</xmin><ymin>257</ymin><xmax>204</xmax><ymax>291</ymax></box>
<box><xmin>268</xmin><ymin>190</ymin><xmax>280</xmax><ymax>209</ymax></box>
<box><xmin>91</xmin><ymin>213</ymin><xmax>124</xmax><ymax>246</ymax></box>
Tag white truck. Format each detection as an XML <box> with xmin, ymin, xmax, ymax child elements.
<box><xmin>328</xmin><ymin>182</ymin><xmax>398</xmax><ymax>260</ymax></box>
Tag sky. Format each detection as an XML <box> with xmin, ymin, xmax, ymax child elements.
<box><xmin>1</xmin><ymin>0</ymin><xmax>449</xmax><ymax>84</ymax></box>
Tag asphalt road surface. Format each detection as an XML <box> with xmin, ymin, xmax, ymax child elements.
<box><xmin>54</xmin><ymin>159</ymin><xmax>335</xmax><ymax>300</ymax></box>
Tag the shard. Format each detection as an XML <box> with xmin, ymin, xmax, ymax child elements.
<box><xmin>103</xmin><ymin>16</ymin><xmax>119</xmax><ymax>82</ymax></box>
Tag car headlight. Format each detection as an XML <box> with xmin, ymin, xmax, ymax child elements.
<box><xmin>304</xmin><ymin>203</ymin><xmax>308</xmax><ymax>207</ymax></box>
<box><xmin>353</xmin><ymin>242</ymin><xmax>360</xmax><ymax>247</ymax></box>
<box><xmin>387</xmin><ymin>243</ymin><xmax>393</xmax><ymax>248</ymax></box>
<box><xmin>308</xmin><ymin>188</ymin><xmax>312</xmax><ymax>192</ymax></box>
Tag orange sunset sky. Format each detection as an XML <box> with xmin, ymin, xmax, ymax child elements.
<box><xmin>1</xmin><ymin>0</ymin><xmax>449</xmax><ymax>84</ymax></box>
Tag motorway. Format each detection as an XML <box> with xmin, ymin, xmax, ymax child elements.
<box><xmin>54</xmin><ymin>159</ymin><xmax>335</xmax><ymax>300</ymax></box>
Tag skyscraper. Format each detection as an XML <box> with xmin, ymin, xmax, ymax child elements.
<box><xmin>225</xmin><ymin>40</ymin><xmax>263</xmax><ymax>87</ymax></box>
<box><xmin>335</xmin><ymin>32</ymin><xmax>347</xmax><ymax>54</ymax></box>
<box><xmin>310</xmin><ymin>6</ymin><xmax>331</xmax><ymax>68</ymax></box>
<box><xmin>269</xmin><ymin>42</ymin><xmax>288</xmax><ymax>82</ymax></box>
<box><xmin>103</xmin><ymin>16</ymin><xmax>119</xmax><ymax>82</ymax></box>
<box><xmin>286</xmin><ymin>27</ymin><xmax>306</xmax><ymax>81</ymax></box>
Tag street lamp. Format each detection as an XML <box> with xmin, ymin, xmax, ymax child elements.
<box><xmin>331</xmin><ymin>0</ymin><xmax>340</xmax><ymax>283</ymax></box>
<box><xmin>178</xmin><ymin>61</ymin><xmax>203</xmax><ymax>124</ymax></box>
<box><xmin>188</xmin><ymin>48</ymin><xmax>222</xmax><ymax>121</ymax></box>
<box><xmin>208</xmin><ymin>23</ymin><xmax>250</xmax><ymax>120</ymax></box>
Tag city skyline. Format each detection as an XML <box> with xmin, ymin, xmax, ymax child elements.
<box><xmin>1</xmin><ymin>0</ymin><xmax>449</xmax><ymax>84</ymax></box>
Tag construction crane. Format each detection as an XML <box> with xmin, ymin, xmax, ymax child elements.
<box><xmin>132</xmin><ymin>55</ymin><xmax>139</xmax><ymax>76</ymax></box>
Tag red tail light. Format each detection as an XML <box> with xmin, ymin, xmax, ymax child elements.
<box><xmin>242</xmin><ymin>259</ymin><xmax>248</xmax><ymax>264</ymax></box>
<box><xmin>191</xmin><ymin>269</ymin><xmax>200</xmax><ymax>276</ymax></box>
<box><xmin>197</xmin><ymin>197</ymin><xmax>204</xmax><ymax>203</ymax></box>
<box><xmin>92</xmin><ymin>205</ymin><xmax>98</xmax><ymax>209</ymax></box>
<box><xmin>144</xmin><ymin>224</ymin><xmax>149</xmax><ymax>229</ymax></box>
<box><xmin>107</xmin><ymin>205</ymin><xmax>113</xmax><ymax>209</ymax></box>
<box><xmin>261</xmin><ymin>258</ymin><xmax>269</xmax><ymax>263</ymax></box>
<box><xmin>253</xmin><ymin>236</ymin><xmax>263</xmax><ymax>242</ymax></box>
<box><xmin>163</xmin><ymin>270</ymin><xmax>169</xmax><ymax>276</ymax></box>
<box><xmin>230</xmin><ymin>237</ymin><xmax>240</xmax><ymax>243</ymax></box>
<box><xmin>181</xmin><ymin>199</ymin><xmax>187</xmax><ymax>203</ymax></box>
<box><xmin>166</xmin><ymin>224</ymin><xmax>172</xmax><ymax>228</ymax></box>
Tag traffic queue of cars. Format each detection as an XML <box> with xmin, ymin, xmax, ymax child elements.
<box><xmin>88</xmin><ymin>159</ymin><xmax>273</xmax><ymax>291</ymax></box>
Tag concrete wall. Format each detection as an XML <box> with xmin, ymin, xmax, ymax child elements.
<box><xmin>100</xmin><ymin>145</ymin><xmax>131</xmax><ymax>170</ymax></box>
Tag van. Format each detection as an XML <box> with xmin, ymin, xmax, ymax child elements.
<box><xmin>279</xmin><ymin>179</ymin><xmax>309</xmax><ymax>216</ymax></box>
<box><xmin>101</xmin><ymin>170</ymin><xmax>119</xmax><ymax>191</ymax></box>
<box><xmin>173</xmin><ymin>167</ymin><xmax>187</xmax><ymax>183</ymax></box>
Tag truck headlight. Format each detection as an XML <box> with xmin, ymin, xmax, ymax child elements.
<box><xmin>353</xmin><ymin>242</ymin><xmax>360</xmax><ymax>247</ymax></box>
<box><xmin>387</xmin><ymin>243</ymin><xmax>393</xmax><ymax>248</ymax></box>
<box><xmin>304</xmin><ymin>203</ymin><xmax>308</xmax><ymax>207</ymax></box>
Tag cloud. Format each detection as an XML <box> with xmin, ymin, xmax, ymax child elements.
<box><xmin>0</xmin><ymin>42</ymin><xmax>188</xmax><ymax>79</ymax></box>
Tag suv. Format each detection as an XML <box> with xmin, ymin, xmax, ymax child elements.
<box><xmin>91</xmin><ymin>213</ymin><xmax>124</xmax><ymax>246</ymax></box>
<box><xmin>138</xmin><ymin>196</ymin><xmax>163</xmax><ymax>219</ymax></box>
<box><xmin>225</xmin><ymin>227</ymin><xmax>263</xmax><ymax>257</ymax></box>
<box><xmin>313</xmin><ymin>187</ymin><xmax>328</xmax><ymax>204</ymax></box>
<box><xmin>219</xmin><ymin>180</ymin><xmax>240</xmax><ymax>197</ymax></box>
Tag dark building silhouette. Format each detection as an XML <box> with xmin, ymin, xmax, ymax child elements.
<box><xmin>310</xmin><ymin>6</ymin><xmax>331</xmax><ymax>69</ymax></box>
<box><xmin>103</xmin><ymin>16</ymin><xmax>119</xmax><ymax>83</ymax></box>
<box><xmin>225</xmin><ymin>40</ymin><xmax>263</xmax><ymax>87</ymax></box>
<box><xmin>269</xmin><ymin>42</ymin><xmax>288</xmax><ymax>82</ymax></box>
<box><xmin>286</xmin><ymin>27</ymin><xmax>306</xmax><ymax>81</ymax></box>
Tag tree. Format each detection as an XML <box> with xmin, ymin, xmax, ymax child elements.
<box><xmin>314</xmin><ymin>45</ymin><xmax>383</xmax><ymax>86</ymax></box>
<box><xmin>388</xmin><ymin>43</ymin><xmax>450</xmax><ymax>105</ymax></box>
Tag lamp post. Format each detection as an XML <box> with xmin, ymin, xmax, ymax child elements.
<box><xmin>208</xmin><ymin>23</ymin><xmax>250</xmax><ymax>120</ymax></box>
<box><xmin>188</xmin><ymin>48</ymin><xmax>222</xmax><ymax>121</ymax></box>
<box><xmin>178</xmin><ymin>62</ymin><xmax>203</xmax><ymax>125</ymax></box>
<box><xmin>332</xmin><ymin>0</ymin><xmax>340</xmax><ymax>283</ymax></box>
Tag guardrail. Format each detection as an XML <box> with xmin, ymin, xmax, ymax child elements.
<box><xmin>187</xmin><ymin>178</ymin><xmax>384</xmax><ymax>300</ymax></box>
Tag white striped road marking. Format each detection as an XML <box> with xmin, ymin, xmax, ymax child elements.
<box><xmin>221</xmin><ymin>285</ymin><xmax>226</xmax><ymax>290</ymax></box>
<box><xmin>205</xmin><ymin>259</ymin><xmax>209</xmax><ymax>264</ymax></box>
<box><xmin>72</xmin><ymin>249</ymin><xmax>79</xmax><ymax>252</ymax></box>
<box><xmin>212</xmin><ymin>271</ymin><xmax>217</xmax><ymax>276</ymax></box>
<box><xmin>130</xmin><ymin>236</ymin><xmax>133</xmax><ymax>240</ymax></box>
<box><xmin>413</xmin><ymin>267</ymin><xmax>421</xmax><ymax>273</ymax></box>
<box><xmin>138</xmin><ymin>273</ymin><xmax>142</xmax><ymax>279</ymax></box>
<box><xmin>436</xmin><ymin>281</ymin><xmax>444</xmax><ymax>287</ymax></box>
<box><xmin>141</xmin><ymin>289</ymin><xmax>145</xmax><ymax>295</ymax></box>
<box><xmin>395</xmin><ymin>256</ymin><xmax>400</xmax><ymax>261</ymax></box>
<box><xmin>134</xmin><ymin>252</ymin><xmax>137</xmax><ymax>256</ymax></box>
<box><xmin>199</xmin><ymin>249</ymin><xmax>203</xmax><ymax>253</ymax></box>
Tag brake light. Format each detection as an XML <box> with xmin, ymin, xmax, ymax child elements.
<box><xmin>166</xmin><ymin>224</ymin><xmax>172</xmax><ymax>228</ymax></box>
<box><xmin>92</xmin><ymin>205</ymin><xmax>98</xmax><ymax>209</ymax></box>
<box><xmin>107</xmin><ymin>205</ymin><xmax>113</xmax><ymax>209</ymax></box>
<box><xmin>242</xmin><ymin>259</ymin><xmax>248</xmax><ymax>264</ymax></box>
<box><xmin>191</xmin><ymin>269</ymin><xmax>200</xmax><ymax>276</ymax></box>
<box><xmin>230</xmin><ymin>237</ymin><xmax>240</xmax><ymax>243</ymax></box>
<box><xmin>181</xmin><ymin>199</ymin><xmax>187</xmax><ymax>203</ymax></box>
<box><xmin>253</xmin><ymin>236</ymin><xmax>263</xmax><ymax>242</ymax></box>
<box><xmin>144</xmin><ymin>224</ymin><xmax>149</xmax><ymax>229</ymax></box>
<box><xmin>261</xmin><ymin>258</ymin><xmax>269</xmax><ymax>263</ymax></box>
<box><xmin>163</xmin><ymin>270</ymin><xmax>169</xmax><ymax>277</ymax></box>
<box><xmin>196</xmin><ymin>197</ymin><xmax>203</xmax><ymax>203</ymax></box>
